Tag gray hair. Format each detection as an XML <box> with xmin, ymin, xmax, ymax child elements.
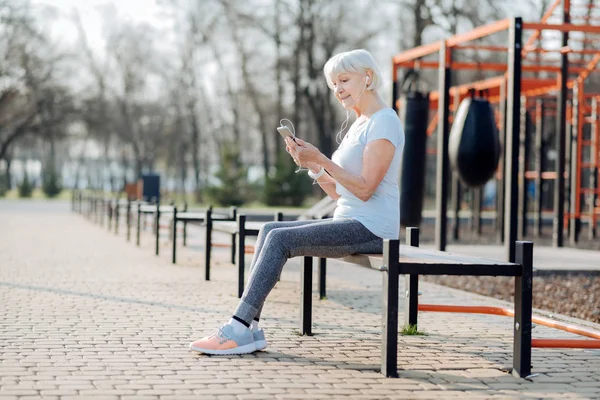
<box><xmin>323</xmin><ymin>49</ymin><xmax>383</xmax><ymax>93</ymax></box>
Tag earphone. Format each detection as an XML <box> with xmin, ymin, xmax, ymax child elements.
<box><xmin>335</xmin><ymin>73</ymin><xmax>370</xmax><ymax>144</ymax></box>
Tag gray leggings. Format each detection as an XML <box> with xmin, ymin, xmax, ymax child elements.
<box><xmin>233</xmin><ymin>218</ymin><xmax>382</xmax><ymax>325</ymax></box>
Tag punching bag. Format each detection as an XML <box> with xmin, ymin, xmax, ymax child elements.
<box><xmin>399</xmin><ymin>90</ymin><xmax>429</xmax><ymax>227</ymax></box>
<box><xmin>449</xmin><ymin>93</ymin><xmax>500</xmax><ymax>187</ymax></box>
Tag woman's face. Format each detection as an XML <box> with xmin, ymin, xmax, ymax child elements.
<box><xmin>330</xmin><ymin>71</ymin><xmax>367</xmax><ymax>109</ymax></box>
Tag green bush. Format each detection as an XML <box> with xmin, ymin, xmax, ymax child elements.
<box><xmin>205</xmin><ymin>144</ymin><xmax>250</xmax><ymax>207</ymax></box>
<box><xmin>263</xmin><ymin>151</ymin><xmax>313</xmax><ymax>207</ymax></box>
<box><xmin>0</xmin><ymin>173</ymin><xmax>8</xmax><ymax>197</ymax></box>
<box><xmin>18</xmin><ymin>173</ymin><xmax>34</xmax><ymax>198</ymax></box>
<box><xmin>42</xmin><ymin>166</ymin><xmax>62</xmax><ymax>198</ymax></box>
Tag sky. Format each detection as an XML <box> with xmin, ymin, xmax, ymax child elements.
<box><xmin>30</xmin><ymin>0</ymin><xmax>165</xmax><ymax>53</ymax></box>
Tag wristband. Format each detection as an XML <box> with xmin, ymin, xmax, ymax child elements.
<box><xmin>307</xmin><ymin>167</ymin><xmax>325</xmax><ymax>180</ymax></box>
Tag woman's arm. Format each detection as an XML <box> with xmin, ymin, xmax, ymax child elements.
<box><xmin>289</xmin><ymin>137</ymin><xmax>395</xmax><ymax>202</ymax></box>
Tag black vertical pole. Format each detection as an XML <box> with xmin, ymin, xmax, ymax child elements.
<box><xmin>172</xmin><ymin>206</ymin><xmax>178</xmax><ymax>264</ymax></box>
<box><xmin>590</xmin><ymin>98</ymin><xmax>598</xmax><ymax>239</ymax></box>
<box><xmin>136</xmin><ymin>202</ymin><xmax>141</xmax><ymax>247</ymax></box>
<box><xmin>497</xmin><ymin>81</ymin><xmax>508</xmax><ymax>243</ymax></box>
<box><xmin>382</xmin><ymin>239</ymin><xmax>399</xmax><ymax>378</ymax></box>
<box><xmin>237</xmin><ymin>214</ymin><xmax>246</xmax><ymax>298</ymax></box>
<box><xmin>404</xmin><ymin>228</ymin><xmax>419</xmax><ymax>328</ymax></box>
<box><xmin>504</xmin><ymin>17</ymin><xmax>522</xmax><ymax>263</ymax></box>
<box><xmin>126</xmin><ymin>199</ymin><xmax>132</xmax><ymax>241</ymax></box>
<box><xmin>554</xmin><ymin>0</ymin><xmax>569</xmax><ymax>248</ymax></box>
<box><xmin>115</xmin><ymin>199</ymin><xmax>120</xmax><ymax>235</ymax></box>
<box><xmin>534</xmin><ymin>99</ymin><xmax>545</xmax><ymax>237</ymax></box>
<box><xmin>451</xmin><ymin>91</ymin><xmax>462</xmax><ymax>240</ymax></box>
<box><xmin>300</xmin><ymin>256</ymin><xmax>313</xmax><ymax>336</ymax></box>
<box><xmin>452</xmin><ymin>176</ymin><xmax>461</xmax><ymax>240</ymax></box>
<box><xmin>513</xmin><ymin>241</ymin><xmax>533</xmax><ymax>378</ymax></box>
<box><xmin>473</xmin><ymin>188</ymin><xmax>482</xmax><ymax>237</ymax></box>
<box><xmin>155</xmin><ymin>203</ymin><xmax>160</xmax><ymax>256</ymax></box>
<box><xmin>204</xmin><ymin>208</ymin><xmax>212</xmax><ymax>281</ymax></box>
<box><xmin>570</xmin><ymin>83</ymin><xmax>580</xmax><ymax>245</ymax></box>
<box><xmin>182</xmin><ymin>203</ymin><xmax>188</xmax><ymax>247</ymax></box>
<box><xmin>435</xmin><ymin>42</ymin><xmax>451</xmax><ymax>251</ymax></box>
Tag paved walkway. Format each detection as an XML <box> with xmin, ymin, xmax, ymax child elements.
<box><xmin>1</xmin><ymin>200</ymin><xmax>600</xmax><ymax>399</ymax></box>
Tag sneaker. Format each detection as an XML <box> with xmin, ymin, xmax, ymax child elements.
<box><xmin>189</xmin><ymin>324</ymin><xmax>256</xmax><ymax>355</ymax></box>
<box><xmin>253</xmin><ymin>328</ymin><xmax>267</xmax><ymax>351</ymax></box>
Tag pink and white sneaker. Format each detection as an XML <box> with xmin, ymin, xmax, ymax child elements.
<box><xmin>189</xmin><ymin>324</ymin><xmax>256</xmax><ymax>355</ymax></box>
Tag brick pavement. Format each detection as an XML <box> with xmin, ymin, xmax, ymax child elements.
<box><xmin>1</xmin><ymin>201</ymin><xmax>600</xmax><ymax>399</ymax></box>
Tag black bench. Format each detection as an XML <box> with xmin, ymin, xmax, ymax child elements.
<box><xmin>209</xmin><ymin>212</ymin><xmax>283</xmax><ymax>297</ymax></box>
<box><xmin>300</xmin><ymin>227</ymin><xmax>533</xmax><ymax>379</ymax></box>
<box><xmin>171</xmin><ymin>206</ymin><xmax>238</xmax><ymax>267</ymax></box>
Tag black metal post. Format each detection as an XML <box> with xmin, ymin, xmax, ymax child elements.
<box><xmin>504</xmin><ymin>17</ymin><xmax>522</xmax><ymax>263</ymax></box>
<box><xmin>404</xmin><ymin>228</ymin><xmax>419</xmax><ymax>328</ymax></box>
<box><xmin>115</xmin><ymin>199</ymin><xmax>120</xmax><ymax>235</ymax></box>
<box><xmin>237</xmin><ymin>214</ymin><xmax>246</xmax><ymax>298</ymax></box>
<box><xmin>570</xmin><ymin>84</ymin><xmax>581</xmax><ymax>245</ymax></box>
<box><xmin>172</xmin><ymin>207</ymin><xmax>178</xmax><ymax>264</ymax></box>
<box><xmin>513</xmin><ymin>241</ymin><xmax>533</xmax><ymax>378</ymax></box>
<box><xmin>497</xmin><ymin>81</ymin><xmax>508</xmax><ymax>243</ymax></box>
<box><xmin>553</xmin><ymin>1</ymin><xmax>569</xmax><ymax>248</ymax></box>
<box><xmin>452</xmin><ymin>175</ymin><xmax>461</xmax><ymax>240</ymax></box>
<box><xmin>155</xmin><ymin>203</ymin><xmax>160</xmax><ymax>256</ymax></box>
<box><xmin>435</xmin><ymin>42</ymin><xmax>451</xmax><ymax>251</ymax></box>
<box><xmin>126</xmin><ymin>199</ymin><xmax>132</xmax><ymax>241</ymax></box>
<box><xmin>534</xmin><ymin>100</ymin><xmax>545</xmax><ymax>237</ymax></box>
<box><xmin>182</xmin><ymin>203</ymin><xmax>188</xmax><ymax>247</ymax></box>
<box><xmin>204</xmin><ymin>208</ymin><xmax>212</xmax><ymax>281</ymax></box>
<box><xmin>136</xmin><ymin>202</ymin><xmax>141</xmax><ymax>247</ymax></box>
<box><xmin>300</xmin><ymin>256</ymin><xmax>313</xmax><ymax>336</ymax></box>
<box><xmin>472</xmin><ymin>188</ymin><xmax>482</xmax><ymax>237</ymax></box>
<box><xmin>382</xmin><ymin>239</ymin><xmax>400</xmax><ymax>378</ymax></box>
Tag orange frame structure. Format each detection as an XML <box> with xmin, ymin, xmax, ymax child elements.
<box><xmin>392</xmin><ymin>0</ymin><xmax>599</xmax><ymax>250</ymax></box>
<box><xmin>390</xmin><ymin>0</ymin><xmax>599</xmax><ymax>352</ymax></box>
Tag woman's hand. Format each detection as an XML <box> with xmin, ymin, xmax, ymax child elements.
<box><xmin>285</xmin><ymin>137</ymin><xmax>324</xmax><ymax>168</ymax></box>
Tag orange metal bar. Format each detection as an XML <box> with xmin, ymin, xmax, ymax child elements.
<box><xmin>533</xmin><ymin>339</ymin><xmax>600</xmax><ymax>348</ymax></box>
<box><xmin>418</xmin><ymin>304</ymin><xmax>600</xmax><ymax>343</ymax></box>
<box><xmin>426</xmin><ymin>113</ymin><xmax>439</xmax><ymax>137</ymax></box>
<box><xmin>523</xmin><ymin>22</ymin><xmax>600</xmax><ymax>34</ymax></box>
<box><xmin>523</xmin><ymin>0</ymin><xmax>562</xmax><ymax>53</ymax></box>
<box><xmin>575</xmin><ymin>53</ymin><xmax>600</xmax><ymax>85</ymax></box>
<box><xmin>392</xmin><ymin>19</ymin><xmax>511</xmax><ymax>64</ymax></box>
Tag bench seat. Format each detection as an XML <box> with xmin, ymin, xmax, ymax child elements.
<box><xmin>300</xmin><ymin>227</ymin><xmax>533</xmax><ymax>379</ymax></box>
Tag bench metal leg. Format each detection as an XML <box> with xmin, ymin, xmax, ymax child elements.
<box><xmin>204</xmin><ymin>209</ymin><xmax>212</xmax><ymax>281</ymax></box>
<box><xmin>231</xmin><ymin>233</ymin><xmax>236</xmax><ymax>264</ymax></box>
<box><xmin>513</xmin><ymin>241</ymin><xmax>533</xmax><ymax>378</ymax></box>
<box><xmin>155</xmin><ymin>208</ymin><xmax>160</xmax><ymax>256</ymax></box>
<box><xmin>136</xmin><ymin>205</ymin><xmax>141</xmax><ymax>247</ymax></box>
<box><xmin>172</xmin><ymin>210</ymin><xmax>178</xmax><ymax>264</ymax></box>
<box><xmin>382</xmin><ymin>239</ymin><xmax>399</xmax><ymax>378</ymax></box>
<box><xmin>318</xmin><ymin>257</ymin><xmax>326</xmax><ymax>299</ymax></box>
<box><xmin>183</xmin><ymin>221</ymin><xmax>187</xmax><ymax>246</ymax></box>
<box><xmin>405</xmin><ymin>228</ymin><xmax>419</xmax><ymax>328</ymax></box>
<box><xmin>237</xmin><ymin>215</ymin><xmax>246</xmax><ymax>298</ymax></box>
<box><xmin>301</xmin><ymin>256</ymin><xmax>313</xmax><ymax>335</ymax></box>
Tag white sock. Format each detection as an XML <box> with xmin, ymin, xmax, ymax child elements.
<box><xmin>226</xmin><ymin>318</ymin><xmax>248</xmax><ymax>335</ymax></box>
<box><xmin>251</xmin><ymin>320</ymin><xmax>260</xmax><ymax>332</ymax></box>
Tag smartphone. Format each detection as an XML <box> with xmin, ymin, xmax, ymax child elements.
<box><xmin>277</xmin><ymin>126</ymin><xmax>297</xmax><ymax>143</ymax></box>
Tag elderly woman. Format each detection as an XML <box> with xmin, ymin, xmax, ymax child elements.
<box><xmin>190</xmin><ymin>49</ymin><xmax>405</xmax><ymax>355</ymax></box>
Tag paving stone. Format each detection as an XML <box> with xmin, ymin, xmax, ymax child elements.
<box><xmin>1</xmin><ymin>204</ymin><xmax>599</xmax><ymax>399</ymax></box>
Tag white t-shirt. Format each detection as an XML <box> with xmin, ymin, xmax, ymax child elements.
<box><xmin>331</xmin><ymin>108</ymin><xmax>405</xmax><ymax>239</ymax></box>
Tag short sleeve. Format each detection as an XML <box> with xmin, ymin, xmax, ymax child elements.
<box><xmin>365</xmin><ymin>112</ymin><xmax>403</xmax><ymax>148</ymax></box>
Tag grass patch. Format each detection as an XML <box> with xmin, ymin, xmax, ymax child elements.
<box><xmin>401</xmin><ymin>324</ymin><xmax>427</xmax><ymax>336</ymax></box>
